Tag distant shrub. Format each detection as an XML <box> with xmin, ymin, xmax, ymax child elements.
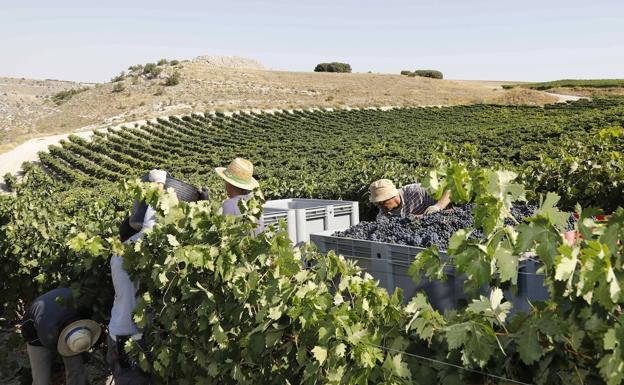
<box><xmin>400</xmin><ymin>70</ymin><xmax>443</xmax><ymax>79</ymax></box>
<box><xmin>21</xmin><ymin>161</ymin><xmax>35</xmax><ymax>173</ymax></box>
<box><xmin>143</xmin><ymin>63</ymin><xmax>163</xmax><ymax>79</ymax></box>
<box><xmin>143</xmin><ymin>63</ymin><xmax>157</xmax><ymax>72</ymax></box>
<box><xmin>164</xmin><ymin>71</ymin><xmax>181</xmax><ymax>86</ymax></box>
<box><xmin>112</xmin><ymin>83</ymin><xmax>125</xmax><ymax>93</ymax></box>
<box><xmin>128</xmin><ymin>64</ymin><xmax>144</xmax><ymax>72</ymax></box>
<box><xmin>3</xmin><ymin>173</ymin><xmax>17</xmax><ymax>192</ymax></box>
<box><xmin>413</xmin><ymin>70</ymin><xmax>443</xmax><ymax>79</ymax></box>
<box><xmin>314</xmin><ymin>62</ymin><xmax>352</xmax><ymax>73</ymax></box>
<box><xmin>501</xmin><ymin>84</ymin><xmax>515</xmax><ymax>90</ymax></box>
<box><xmin>170</xmin><ymin>60</ymin><xmax>180</xmax><ymax>66</ymax></box>
<box><xmin>111</xmin><ymin>71</ymin><xmax>125</xmax><ymax>82</ymax></box>
<box><xmin>51</xmin><ymin>87</ymin><xmax>88</xmax><ymax>105</ymax></box>
<box><xmin>157</xmin><ymin>58</ymin><xmax>168</xmax><ymax>66</ymax></box>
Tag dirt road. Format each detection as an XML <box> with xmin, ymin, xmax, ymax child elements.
<box><xmin>0</xmin><ymin>130</ymin><xmax>95</xmax><ymax>179</ymax></box>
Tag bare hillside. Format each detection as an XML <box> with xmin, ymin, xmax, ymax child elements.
<box><xmin>0</xmin><ymin>56</ymin><xmax>560</xmax><ymax>152</ymax></box>
<box><xmin>0</xmin><ymin>77</ymin><xmax>87</xmax><ymax>148</ymax></box>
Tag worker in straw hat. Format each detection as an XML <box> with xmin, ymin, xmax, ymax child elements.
<box><xmin>215</xmin><ymin>157</ymin><xmax>264</xmax><ymax>234</ymax></box>
<box><xmin>370</xmin><ymin>179</ymin><xmax>451</xmax><ymax>220</ymax></box>
<box><xmin>20</xmin><ymin>287</ymin><xmax>102</xmax><ymax>385</ymax></box>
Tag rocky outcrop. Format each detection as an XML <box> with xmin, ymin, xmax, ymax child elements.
<box><xmin>191</xmin><ymin>55</ymin><xmax>266</xmax><ymax>70</ymax></box>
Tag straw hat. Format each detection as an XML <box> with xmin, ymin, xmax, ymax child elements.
<box><xmin>215</xmin><ymin>158</ymin><xmax>259</xmax><ymax>190</ymax></box>
<box><xmin>369</xmin><ymin>179</ymin><xmax>399</xmax><ymax>203</ymax></box>
<box><xmin>57</xmin><ymin>319</ymin><xmax>102</xmax><ymax>357</ymax></box>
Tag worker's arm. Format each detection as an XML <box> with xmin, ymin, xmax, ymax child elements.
<box><xmin>436</xmin><ymin>189</ymin><xmax>451</xmax><ymax>210</ymax></box>
<box><xmin>423</xmin><ymin>189</ymin><xmax>451</xmax><ymax>215</ymax></box>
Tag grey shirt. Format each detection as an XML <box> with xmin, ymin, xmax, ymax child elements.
<box><xmin>377</xmin><ymin>183</ymin><xmax>436</xmax><ymax>220</ymax></box>
<box><xmin>22</xmin><ymin>288</ymin><xmax>80</xmax><ymax>348</ymax></box>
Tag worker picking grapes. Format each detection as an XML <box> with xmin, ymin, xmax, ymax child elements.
<box><xmin>369</xmin><ymin>179</ymin><xmax>451</xmax><ymax>220</ymax></box>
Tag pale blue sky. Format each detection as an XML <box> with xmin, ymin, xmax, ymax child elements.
<box><xmin>1</xmin><ymin>0</ymin><xmax>622</xmax><ymax>82</ymax></box>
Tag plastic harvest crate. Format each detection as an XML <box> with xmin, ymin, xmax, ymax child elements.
<box><xmin>310</xmin><ymin>231</ymin><xmax>545</xmax><ymax>314</ymax></box>
<box><xmin>515</xmin><ymin>258</ymin><xmax>549</xmax><ymax>314</ymax></box>
<box><xmin>262</xmin><ymin>199</ymin><xmax>359</xmax><ymax>245</ymax></box>
<box><xmin>262</xmin><ymin>208</ymin><xmax>297</xmax><ymax>242</ymax></box>
<box><xmin>310</xmin><ymin>230</ymin><xmax>461</xmax><ymax>312</ymax></box>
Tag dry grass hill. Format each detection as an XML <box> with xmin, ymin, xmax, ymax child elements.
<box><xmin>0</xmin><ymin>77</ymin><xmax>87</xmax><ymax>149</ymax></box>
<box><xmin>0</xmin><ymin>55</ymin><xmax>561</xmax><ymax>153</ymax></box>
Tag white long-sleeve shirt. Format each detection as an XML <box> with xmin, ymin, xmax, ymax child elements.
<box><xmin>108</xmin><ymin>206</ymin><xmax>156</xmax><ymax>339</ymax></box>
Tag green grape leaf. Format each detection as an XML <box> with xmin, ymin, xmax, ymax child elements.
<box><xmin>312</xmin><ymin>346</ymin><xmax>327</xmax><ymax>365</ymax></box>
<box><xmin>167</xmin><ymin>234</ymin><xmax>180</xmax><ymax>247</ymax></box>
<box><xmin>382</xmin><ymin>354</ymin><xmax>411</xmax><ymax>379</ymax></box>
<box><xmin>555</xmin><ymin>244</ymin><xmax>579</xmax><ymax>284</ymax></box>
<box><xmin>486</xmin><ymin>169</ymin><xmax>526</xmax><ymax>208</ymax></box>
<box><xmin>494</xmin><ymin>246</ymin><xmax>518</xmax><ymax>285</ymax></box>
<box><xmin>516</xmin><ymin>325</ymin><xmax>543</xmax><ymax>365</ymax></box>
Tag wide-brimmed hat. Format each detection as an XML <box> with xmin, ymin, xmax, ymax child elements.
<box><xmin>57</xmin><ymin>319</ymin><xmax>102</xmax><ymax>357</ymax></box>
<box><xmin>215</xmin><ymin>158</ymin><xmax>259</xmax><ymax>191</ymax></box>
<box><xmin>369</xmin><ymin>179</ymin><xmax>399</xmax><ymax>203</ymax></box>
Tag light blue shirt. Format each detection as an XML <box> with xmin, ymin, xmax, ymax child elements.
<box><xmin>222</xmin><ymin>194</ymin><xmax>265</xmax><ymax>235</ymax></box>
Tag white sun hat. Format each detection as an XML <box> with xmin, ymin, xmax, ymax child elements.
<box><xmin>148</xmin><ymin>169</ymin><xmax>167</xmax><ymax>184</ymax></box>
<box><xmin>369</xmin><ymin>179</ymin><xmax>399</xmax><ymax>203</ymax></box>
<box><xmin>215</xmin><ymin>158</ymin><xmax>260</xmax><ymax>190</ymax></box>
<box><xmin>57</xmin><ymin>319</ymin><xmax>102</xmax><ymax>357</ymax></box>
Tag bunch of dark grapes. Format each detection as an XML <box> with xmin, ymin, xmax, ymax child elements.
<box><xmin>508</xmin><ymin>205</ymin><xmax>536</xmax><ymax>226</ymax></box>
<box><xmin>334</xmin><ymin>204</ymin><xmax>575</xmax><ymax>251</ymax></box>
<box><xmin>408</xmin><ymin>205</ymin><xmax>475</xmax><ymax>250</ymax></box>
<box><xmin>334</xmin><ymin>216</ymin><xmax>416</xmax><ymax>244</ymax></box>
<box><xmin>507</xmin><ymin>205</ymin><xmax>576</xmax><ymax>231</ymax></box>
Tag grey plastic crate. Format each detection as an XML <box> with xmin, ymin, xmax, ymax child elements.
<box><xmin>520</xmin><ymin>259</ymin><xmax>549</xmax><ymax>300</ymax></box>
<box><xmin>513</xmin><ymin>258</ymin><xmax>550</xmax><ymax>314</ymax></box>
<box><xmin>310</xmin><ymin>230</ymin><xmax>459</xmax><ymax>312</ymax></box>
<box><xmin>310</xmin><ymin>231</ymin><xmax>543</xmax><ymax>314</ymax></box>
<box><xmin>262</xmin><ymin>199</ymin><xmax>359</xmax><ymax>245</ymax></box>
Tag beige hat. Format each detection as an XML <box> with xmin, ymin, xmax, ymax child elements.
<box><xmin>215</xmin><ymin>158</ymin><xmax>259</xmax><ymax>190</ymax></box>
<box><xmin>369</xmin><ymin>179</ymin><xmax>399</xmax><ymax>203</ymax></box>
<box><xmin>57</xmin><ymin>319</ymin><xmax>102</xmax><ymax>357</ymax></box>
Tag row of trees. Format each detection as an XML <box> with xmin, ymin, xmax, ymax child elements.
<box><xmin>312</xmin><ymin>62</ymin><xmax>443</xmax><ymax>79</ymax></box>
<box><xmin>401</xmin><ymin>70</ymin><xmax>444</xmax><ymax>79</ymax></box>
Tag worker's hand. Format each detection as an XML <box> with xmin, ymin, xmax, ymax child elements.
<box><xmin>423</xmin><ymin>205</ymin><xmax>441</xmax><ymax>215</ymax></box>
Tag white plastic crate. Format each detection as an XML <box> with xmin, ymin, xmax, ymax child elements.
<box><xmin>262</xmin><ymin>208</ymin><xmax>297</xmax><ymax>242</ymax></box>
<box><xmin>262</xmin><ymin>199</ymin><xmax>359</xmax><ymax>245</ymax></box>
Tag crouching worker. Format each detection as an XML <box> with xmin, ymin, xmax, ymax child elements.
<box><xmin>107</xmin><ymin>169</ymin><xmax>166</xmax><ymax>384</ymax></box>
<box><xmin>370</xmin><ymin>179</ymin><xmax>451</xmax><ymax>220</ymax></box>
<box><xmin>215</xmin><ymin>157</ymin><xmax>265</xmax><ymax>234</ymax></box>
<box><xmin>21</xmin><ymin>287</ymin><xmax>102</xmax><ymax>385</ymax></box>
